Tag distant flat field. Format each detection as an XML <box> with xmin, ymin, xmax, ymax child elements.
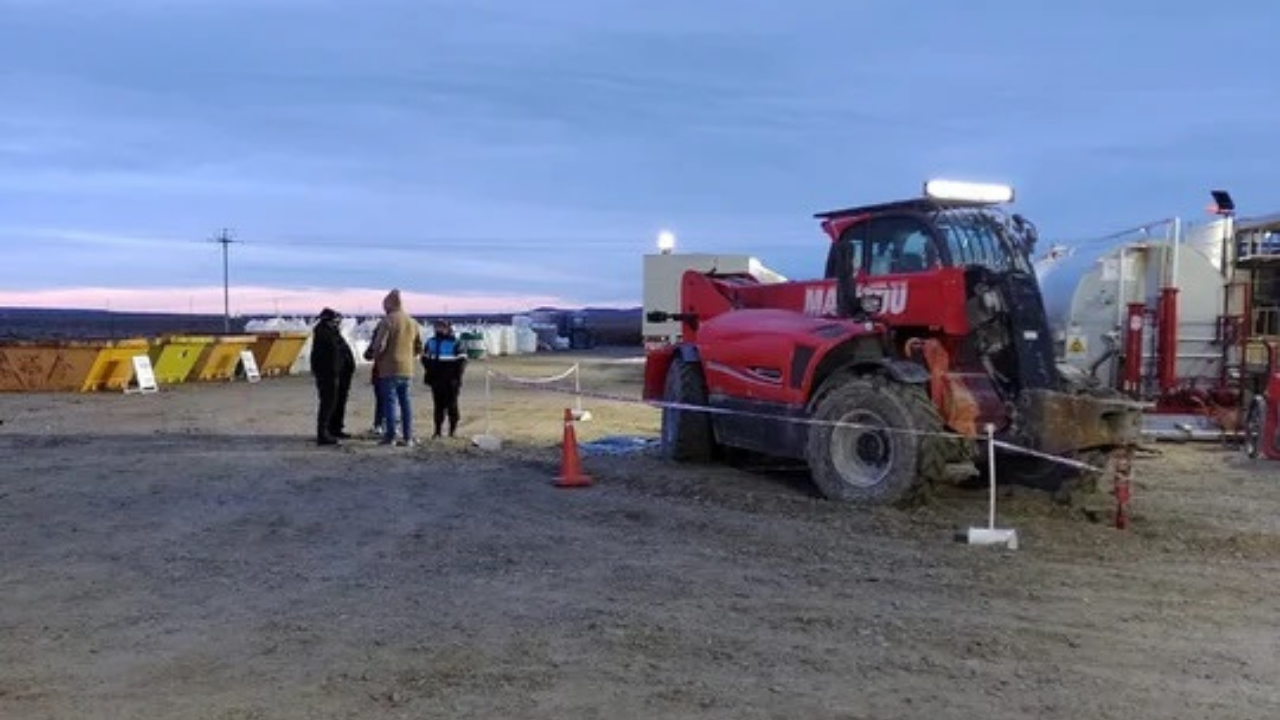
<box><xmin>0</xmin><ymin>307</ymin><xmax>643</xmax><ymax>343</ymax></box>
<box><xmin>1</xmin><ymin>351</ymin><xmax>1278</xmax><ymax>720</ymax></box>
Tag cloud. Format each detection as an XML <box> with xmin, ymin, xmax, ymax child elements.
<box><xmin>1</xmin><ymin>0</ymin><xmax>1278</xmax><ymax>310</ymax></box>
<box><xmin>0</xmin><ymin>286</ymin><xmax>581</xmax><ymax>316</ymax></box>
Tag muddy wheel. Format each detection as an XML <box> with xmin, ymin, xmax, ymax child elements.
<box><xmin>661</xmin><ymin>356</ymin><xmax>714</xmax><ymax>462</ymax></box>
<box><xmin>1244</xmin><ymin>396</ymin><xmax>1264</xmax><ymax>459</ymax></box>
<box><xmin>806</xmin><ymin>377</ymin><xmax>947</xmax><ymax>504</ymax></box>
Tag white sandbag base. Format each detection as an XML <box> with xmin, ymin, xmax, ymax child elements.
<box><xmin>964</xmin><ymin>527</ymin><xmax>1019</xmax><ymax>549</ymax></box>
<box><xmin>471</xmin><ymin>434</ymin><xmax>503</xmax><ymax>451</ymax></box>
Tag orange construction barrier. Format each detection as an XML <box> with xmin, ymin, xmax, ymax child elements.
<box><xmin>249</xmin><ymin>331</ymin><xmax>309</xmax><ymax>377</ymax></box>
<box><xmin>554</xmin><ymin>408</ymin><xmax>593</xmax><ymax>488</ymax></box>
<box><xmin>0</xmin><ymin>339</ymin><xmax>104</xmax><ymax>392</ymax></box>
<box><xmin>149</xmin><ymin>335</ymin><xmax>214</xmax><ymax>385</ymax></box>
<box><xmin>82</xmin><ymin>338</ymin><xmax>150</xmax><ymax>391</ymax></box>
<box><xmin>188</xmin><ymin>335</ymin><xmax>257</xmax><ymax>382</ymax></box>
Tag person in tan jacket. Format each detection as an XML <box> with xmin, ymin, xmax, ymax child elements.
<box><xmin>368</xmin><ymin>288</ymin><xmax>423</xmax><ymax>446</ymax></box>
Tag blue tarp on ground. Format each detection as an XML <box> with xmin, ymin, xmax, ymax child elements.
<box><xmin>580</xmin><ymin>435</ymin><xmax>659</xmax><ymax>456</ymax></box>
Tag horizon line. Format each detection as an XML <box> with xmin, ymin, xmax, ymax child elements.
<box><xmin>0</xmin><ymin>286</ymin><xmax>642</xmax><ymax>316</ymax></box>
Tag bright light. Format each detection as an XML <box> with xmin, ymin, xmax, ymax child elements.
<box><xmin>923</xmin><ymin>179</ymin><xmax>1015</xmax><ymax>204</ymax></box>
<box><xmin>657</xmin><ymin>230</ymin><xmax>677</xmax><ymax>254</ymax></box>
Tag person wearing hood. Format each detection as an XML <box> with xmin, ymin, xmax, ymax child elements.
<box><xmin>422</xmin><ymin>318</ymin><xmax>467</xmax><ymax>438</ymax></box>
<box><xmin>310</xmin><ymin>307</ymin><xmax>356</xmax><ymax>446</ymax></box>
<box><xmin>368</xmin><ymin>289</ymin><xmax>423</xmax><ymax>446</ymax></box>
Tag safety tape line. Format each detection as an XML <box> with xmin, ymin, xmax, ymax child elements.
<box><xmin>486</xmin><ymin>367</ymin><xmax>1110</xmax><ymax>473</ymax></box>
<box><xmin>485</xmin><ymin>364</ymin><xmax>580</xmax><ymax>385</ymax></box>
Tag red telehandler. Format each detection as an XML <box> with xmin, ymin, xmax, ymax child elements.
<box><xmin>644</xmin><ymin>180</ymin><xmax>1143</xmax><ymax>504</ymax></box>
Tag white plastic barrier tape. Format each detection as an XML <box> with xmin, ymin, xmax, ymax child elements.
<box><xmin>484</xmin><ymin>366</ymin><xmax>1110</xmax><ymax>474</ymax></box>
<box><xmin>482</xmin><ymin>364</ymin><xmax>583</xmax><ymax>436</ymax></box>
<box><xmin>487</xmin><ymin>364</ymin><xmax>579</xmax><ymax>385</ymax></box>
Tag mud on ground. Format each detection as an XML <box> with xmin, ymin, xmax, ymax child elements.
<box><xmin>1</xmin><ymin>351</ymin><xmax>1278</xmax><ymax>719</ymax></box>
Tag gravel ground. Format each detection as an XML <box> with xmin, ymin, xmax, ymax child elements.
<box><xmin>1</xmin><ymin>351</ymin><xmax>1278</xmax><ymax>719</ymax></box>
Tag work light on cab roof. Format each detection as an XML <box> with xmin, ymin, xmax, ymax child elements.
<box><xmin>923</xmin><ymin>179</ymin><xmax>1015</xmax><ymax>205</ymax></box>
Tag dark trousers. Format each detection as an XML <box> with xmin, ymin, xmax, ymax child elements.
<box><xmin>430</xmin><ymin>381</ymin><xmax>460</xmax><ymax>436</ymax></box>
<box><xmin>315</xmin><ymin>371</ymin><xmax>352</xmax><ymax>439</ymax></box>
<box><xmin>372</xmin><ymin>377</ymin><xmax>386</xmax><ymax>430</ymax></box>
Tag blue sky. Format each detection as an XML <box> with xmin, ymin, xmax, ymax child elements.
<box><xmin>0</xmin><ymin>0</ymin><xmax>1276</xmax><ymax>313</ymax></box>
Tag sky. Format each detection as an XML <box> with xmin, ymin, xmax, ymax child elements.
<box><xmin>0</xmin><ymin>0</ymin><xmax>1277</xmax><ymax>315</ymax></box>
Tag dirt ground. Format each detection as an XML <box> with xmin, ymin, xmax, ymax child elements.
<box><xmin>2</xmin><ymin>350</ymin><xmax>1279</xmax><ymax>720</ymax></box>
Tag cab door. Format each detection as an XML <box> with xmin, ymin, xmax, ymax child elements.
<box><xmin>855</xmin><ymin>213</ymin><xmax>958</xmax><ymax>326</ymax></box>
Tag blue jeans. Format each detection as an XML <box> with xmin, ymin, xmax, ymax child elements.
<box><xmin>377</xmin><ymin>376</ymin><xmax>412</xmax><ymax>442</ymax></box>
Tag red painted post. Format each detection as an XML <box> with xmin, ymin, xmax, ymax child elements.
<box><xmin>1122</xmin><ymin>303</ymin><xmax>1146</xmax><ymax>397</ymax></box>
<box><xmin>1156</xmin><ymin>287</ymin><xmax>1180</xmax><ymax>393</ymax></box>
<box><xmin>1112</xmin><ymin>447</ymin><xmax>1133</xmax><ymax>530</ymax></box>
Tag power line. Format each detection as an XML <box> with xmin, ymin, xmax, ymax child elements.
<box><xmin>210</xmin><ymin>228</ymin><xmax>239</xmax><ymax>332</ymax></box>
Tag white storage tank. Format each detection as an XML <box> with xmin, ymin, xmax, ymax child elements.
<box><xmin>515</xmin><ymin>327</ymin><xmax>538</xmax><ymax>354</ymax></box>
<box><xmin>1036</xmin><ymin>236</ymin><xmax>1224</xmax><ymax>387</ymax></box>
<box><xmin>483</xmin><ymin>326</ymin><xmax>504</xmax><ymax>357</ymax></box>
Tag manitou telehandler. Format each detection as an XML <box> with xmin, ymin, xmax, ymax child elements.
<box><xmin>644</xmin><ymin>180</ymin><xmax>1143</xmax><ymax>504</ymax></box>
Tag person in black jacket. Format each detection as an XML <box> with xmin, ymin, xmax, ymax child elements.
<box><xmin>310</xmin><ymin>307</ymin><xmax>356</xmax><ymax>445</ymax></box>
<box><xmin>422</xmin><ymin>319</ymin><xmax>467</xmax><ymax>438</ymax></box>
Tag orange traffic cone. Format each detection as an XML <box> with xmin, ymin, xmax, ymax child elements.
<box><xmin>555</xmin><ymin>407</ymin><xmax>592</xmax><ymax>488</ymax></box>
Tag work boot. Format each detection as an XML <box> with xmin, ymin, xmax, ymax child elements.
<box><xmin>317</xmin><ymin>435</ymin><xmax>340</xmax><ymax>447</ymax></box>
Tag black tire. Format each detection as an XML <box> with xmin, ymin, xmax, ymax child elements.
<box><xmin>805</xmin><ymin>376</ymin><xmax>947</xmax><ymax>504</ymax></box>
<box><xmin>998</xmin><ymin>448</ymin><xmax>1110</xmax><ymax>501</ymax></box>
<box><xmin>1244</xmin><ymin>396</ymin><xmax>1264</xmax><ymax>459</ymax></box>
<box><xmin>661</xmin><ymin>357</ymin><xmax>715</xmax><ymax>462</ymax></box>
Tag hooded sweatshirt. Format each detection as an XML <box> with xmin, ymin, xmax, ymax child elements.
<box><xmin>370</xmin><ymin>289</ymin><xmax>422</xmax><ymax>379</ymax></box>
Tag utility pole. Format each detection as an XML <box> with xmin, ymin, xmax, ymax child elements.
<box><xmin>211</xmin><ymin>228</ymin><xmax>239</xmax><ymax>333</ymax></box>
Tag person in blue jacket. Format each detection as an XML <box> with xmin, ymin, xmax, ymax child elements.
<box><xmin>422</xmin><ymin>319</ymin><xmax>467</xmax><ymax>438</ymax></box>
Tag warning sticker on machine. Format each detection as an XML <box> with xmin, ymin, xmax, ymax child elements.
<box><xmin>1065</xmin><ymin>333</ymin><xmax>1088</xmax><ymax>360</ymax></box>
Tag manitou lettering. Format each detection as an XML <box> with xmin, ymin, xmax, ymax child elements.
<box><xmin>861</xmin><ymin>282</ymin><xmax>909</xmax><ymax>315</ymax></box>
<box><xmin>803</xmin><ymin>286</ymin><xmax>839</xmax><ymax>316</ymax></box>
<box><xmin>802</xmin><ymin>282</ymin><xmax>909</xmax><ymax>316</ymax></box>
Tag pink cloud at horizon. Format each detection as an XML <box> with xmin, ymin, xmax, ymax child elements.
<box><xmin>0</xmin><ymin>286</ymin><xmax>635</xmax><ymax>316</ymax></box>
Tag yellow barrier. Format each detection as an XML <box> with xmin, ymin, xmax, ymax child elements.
<box><xmin>188</xmin><ymin>335</ymin><xmax>258</xmax><ymax>382</ymax></box>
<box><xmin>0</xmin><ymin>340</ymin><xmax>106</xmax><ymax>392</ymax></box>
<box><xmin>82</xmin><ymin>338</ymin><xmax>150</xmax><ymax>392</ymax></box>
<box><xmin>149</xmin><ymin>335</ymin><xmax>214</xmax><ymax>385</ymax></box>
<box><xmin>250</xmin><ymin>331</ymin><xmax>310</xmax><ymax>377</ymax></box>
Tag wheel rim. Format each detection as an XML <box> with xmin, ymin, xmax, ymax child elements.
<box><xmin>830</xmin><ymin>409</ymin><xmax>894</xmax><ymax>488</ymax></box>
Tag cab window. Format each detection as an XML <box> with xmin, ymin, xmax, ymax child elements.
<box><xmin>866</xmin><ymin>216</ymin><xmax>937</xmax><ymax>275</ymax></box>
<box><xmin>827</xmin><ymin>221</ymin><xmax>867</xmax><ymax>278</ymax></box>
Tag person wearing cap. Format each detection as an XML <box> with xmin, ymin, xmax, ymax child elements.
<box><xmin>368</xmin><ymin>288</ymin><xmax>423</xmax><ymax>446</ymax></box>
<box><xmin>310</xmin><ymin>307</ymin><xmax>356</xmax><ymax>446</ymax></box>
<box><xmin>422</xmin><ymin>318</ymin><xmax>467</xmax><ymax>438</ymax></box>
